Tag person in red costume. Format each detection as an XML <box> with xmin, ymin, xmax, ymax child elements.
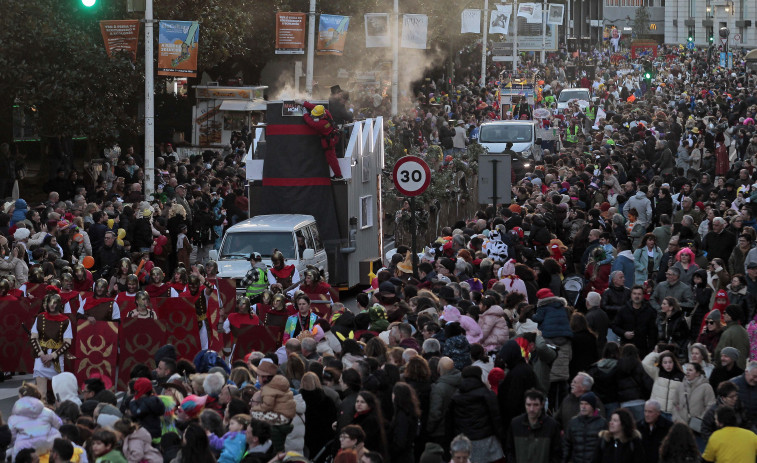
<box><xmin>72</xmin><ymin>264</ymin><xmax>94</xmax><ymax>293</ymax></box>
<box><xmin>269</xmin><ymin>249</ymin><xmax>299</xmax><ymax>292</ymax></box>
<box><xmin>79</xmin><ymin>278</ymin><xmax>120</xmax><ymax>322</ymax></box>
<box><xmin>170</xmin><ymin>267</ymin><xmax>188</xmax><ymax>294</ymax></box>
<box><xmin>301</xmin><ymin>101</ymin><xmax>343</xmax><ymax>179</ymax></box>
<box><xmin>180</xmin><ymin>274</ymin><xmax>214</xmax><ymax>350</ymax></box>
<box><xmin>59</xmin><ymin>273</ymin><xmax>82</xmax><ymax>314</ymax></box>
<box><xmin>6</xmin><ymin>275</ymin><xmax>24</xmax><ymax>299</ymax></box>
<box><xmin>144</xmin><ymin>267</ymin><xmax>179</xmax><ymax>298</ymax></box>
<box><xmin>0</xmin><ymin>278</ymin><xmax>18</xmax><ymax>301</ymax></box>
<box><xmin>295</xmin><ymin>267</ymin><xmax>337</xmax><ymax>319</ymax></box>
<box><xmin>31</xmin><ymin>293</ymin><xmax>73</xmax><ymax>393</ymax></box>
<box><xmin>115</xmin><ymin>274</ymin><xmax>140</xmax><ymax>313</ymax></box>
<box><xmin>223</xmin><ymin>295</ymin><xmax>260</xmax><ymax>335</ymax></box>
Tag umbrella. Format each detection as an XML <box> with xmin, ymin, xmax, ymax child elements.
<box><xmin>533</xmin><ymin>108</ymin><xmax>551</xmax><ymax>119</ymax></box>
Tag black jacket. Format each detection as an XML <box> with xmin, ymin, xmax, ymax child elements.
<box><xmin>300</xmin><ymin>388</ymin><xmax>337</xmax><ymax>456</ymax></box>
<box><xmin>569</xmin><ymin>329</ymin><xmax>599</xmax><ymax>379</ymax></box>
<box><xmin>389</xmin><ymin>409</ymin><xmax>418</xmax><ymax>463</ymax></box>
<box><xmin>447</xmin><ymin>376</ymin><xmax>502</xmax><ymax>442</ymax></box>
<box><xmin>563</xmin><ymin>414</ymin><xmax>607</xmax><ymax>463</ymax></box>
<box><xmin>614</xmin><ymin>358</ymin><xmax>653</xmax><ymax>403</ymax></box>
<box><xmin>505</xmin><ymin>412</ymin><xmax>562</xmax><ymax>463</ymax></box>
<box><xmin>612</xmin><ymin>300</ymin><xmax>659</xmax><ymax>356</ymax></box>
<box><xmin>660</xmin><ymin>310</ymin><xmax>690</xmax><ymax>359</ymax></box>
<box><xmin>637</xmin><ymin>416</ymin><xmax>672</xmax><ymax>463</ymax></box>
<box><xmin>709</xmin><ymin>364</ymin><xmax>744</xmax><ymax>392</ymax></box>
<box><xmin>130</xmin><ymin>217</ymin><xmax>153</xmax><ymax>250</ymax></box>
<box><xmin>352</xmin><ymin>411</ymin><xmax>387</xmax><ymax>458</ymax></box>
<box><xmin>498</xmin><ymin>341</ymin><xmax>538</xmax><ymax>436</ymax></box>
<box><xmin>128</xmin><ymin>394</ymin><xmax>165</xmax><ymax>439</ymax></box>
<box><xmin>600</xmin><ymin>284</ymin><xmax>630</xmax><ymax>322</ymax></box>
<box><xmin>585</xmin><ymin>308</ymin><xmax>611</xmax><ymax>356</ymax></box>
<box><xmin>592</xmin><ymin>430</ymin><xmax>645</xmax><ymax>463</ymax></box>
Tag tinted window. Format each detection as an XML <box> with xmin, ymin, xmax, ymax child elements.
<box><xmin>310</xmin><ymin>224</ymin><xmax>324</xmax><ymax>251</ymax></box>
<box><xmin>220</xmin><ymin>232</ymin><xmax>295</xmax><ymax>259</ymax></box>
<box><xmin>558</xmin><ymin>90</ymin><xmax>590</xmax><ymax>102</ymax></box>
<box><xmin>479</xmin><ymin>125</ymin><xmax>533</xmax><ymax>143</ymax></box>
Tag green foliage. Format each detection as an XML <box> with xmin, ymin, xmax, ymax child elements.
<box><xmin>632</xmin><ymin>6</ymin><xmax>650</xmax><ymax>39</ymax></box>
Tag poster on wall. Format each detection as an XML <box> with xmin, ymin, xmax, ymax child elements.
<box><xmin>317</xmin><ymin>14</ymin><xmax>350</xmax><ymax>55</ymax></box>
<box><xmin>276</xmin><ymin>12</ymin><xmax>306</xmax><ymax>54</ymax></box>
<box><xmin>547</xmin><ymin>4</ymin><xmax>564</xmax><ymax>25</ymax></box>
<box><xmin>158</xmin><ymin>20</ymin><xmax>199</xmax><ymax>77</ymax></box>
<box><xmin>365</xmin><ymin>13</ymin><xmax>390</xmax><ymax>47</ymax></box>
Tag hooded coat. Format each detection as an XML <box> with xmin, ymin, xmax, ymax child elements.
<box><xmin>642</xmin><ymin>352</ymin><xmax>684</xmax><ymax>414</ymax></box>
<box><xmin>51</xmin><ymin>372</ymin><xmax>81</xmax><ymax>406</ymax></box>
<box><xmin>593</xmin><ymin>430</ymin><xmax>645</xmax><ymax>463</ymax></box>
<box><xmin>427</xmin><ymin>369</ymin><xmax>462</xmax><ymax>438</ymax></box>
<box><xmin>478</xmin><ymin>305</ymin><xmax>510</xmax><ymax>353</ymax></box>
<box><xmin>533</xmin><ymin>296</ymin><xmax>574</xmax><ymax>339</ymax></box>
<box><xmin>497</xmin><ymin>341</ymin><xmax>538</xmax><ymax>436</ymax></box>
<box><xmin>252</xmin><ymin>375</ymin><xmax>296</xmax><ymax>419</ymax></box>
<box><xmin>447</xmin><ymin>375</ymin><xmax>502</xmax><ymax>442</ymax></box>
<box><xmin>10</xmin><ymin>199</ymin><xmax>27</xmax><ymax>226</ymax></box>
<box><xmin>7</xmin><ymin>396</ymin><xmax>62</xmax><ymax>459</ymax></box>
<box><xmin>672</xmin><ymin>373</ymin><xmax>716</xmax><ymax>424</ymax></box>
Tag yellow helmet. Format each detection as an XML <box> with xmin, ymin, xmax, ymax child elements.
<box><xmin>311</xmin><ymin>105</ymin><xmax>325</xmax><ymax>117</ymax></box>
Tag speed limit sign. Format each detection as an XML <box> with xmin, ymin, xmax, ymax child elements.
<box><xmin>392</xmin><ymin>156</ymin><xmax>431</xmax><ymax>197</ymax></box>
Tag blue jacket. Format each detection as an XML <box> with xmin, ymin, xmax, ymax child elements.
<box><xmin>611</xmin><ymin>252</ymin><xmax>635</xmax><ymax>289</ymax></box>
<box><xmin>532</xmin><ymin>296</ymin><xmax>574</xmax><ymax>339</ymax></box>
<box><xmin>210</xmin><ymin>431</ymin><xmax>247</xmax><ymax>463</ymax></box>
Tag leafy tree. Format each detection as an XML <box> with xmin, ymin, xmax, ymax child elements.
<box><xmin>632</xmin><ymin>6</ymin><xmax>650</xmax><ymax>40</ymax></box>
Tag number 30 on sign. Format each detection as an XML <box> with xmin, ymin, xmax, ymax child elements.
<box><xmin>392</xmin><ymin>155</ymin><xmax>431</xmax><ymax>197</ymax></box>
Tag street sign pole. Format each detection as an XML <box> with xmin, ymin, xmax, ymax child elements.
<box><xmin>392</xmin><ymin>156</ymin><xmax>431</xmax><ymax>278</ymax></box>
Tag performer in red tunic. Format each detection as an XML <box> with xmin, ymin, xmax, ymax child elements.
<box><xmin>79</xmin><ymin>279</ymin><xmax>120</xmax><ymax>322</ymax></box>
<box><xmin>72</xmin><ymin>264</ymin><xmax>94</xmax><ymax>293</ymax></box>
<box><xmin>296</xmin><ymin>267</ymin><xmax>337</xmax><ymax>318</ymax></box>
<box><xmin>179</xmin><ymin>274</ymin><xmax>213</xmax><ymax>350</ymax></box>
<box><xmin>31</xmin><ymin>293</ymin><xmax>73</xmax><ymax>395</ymax></box>
<box><xmin>170</xmin><ymin>267</ymin><xmax>188</xmax><ymax>294</ymax></box>
<box><xmin>259</xmin><ymin>293</ymin><xmax>297</xmax><ymax>332</ymax></box>
<box><xmin>115</xmin><ymin>274</ymin><xmax>140</xmax><ymax>313</ymax></box>
<box><xmin>126</xmin><ymin>291</ymin><xmax>158</xmax><ymax>319</ymax></box>
<box><xmin>0</xmin><ymin>279</ymin><xmax>18</xmax><ymax>301</ymax></box>
<box><xmin>59</xmin><ymin>273</ymin><xmax>82</xmax><ymax>314</ymax></box>
<box><xmin>269</xmin><ymin>249</ymin><xmax>299</xmax><ymax>292</ymax></box>
<box><xmin>223</xmin><ymin>295</ymin><xmax>260</xmax><ymax>334</ymax></box>
<box><xmin>144</xmin><ymin>267</ymin><xmax>179</xmax><ymax>298</ymax></box>
<box><xmin>6</xmin><ymin>275</ymin><xmax>24</xmax><ymax>299</ymax></box>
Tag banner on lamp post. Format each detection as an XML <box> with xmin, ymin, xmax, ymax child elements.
<box><xmin>547</xmin><ymin>4</ymin><xmax>564</xmax><ymax>25</ymax></box>
<box><xmin>490</xmin><ymin>5</ymin><xmax>512</xmax><ymax>35</ymax></box>
<box><xmin>317</xmin><ymin>14</ymin><xmax>350</xmax><ymax>55</ymax></box>
<box><xmin>401</xmin><ymin>14</ymin><xmax>428</xmax><ymax>49</ymax></box>
<box><xmin>158</xmin><ymin>20</ymin><xmax>199</xmax><ymax>77</ymax></box>
<box><xmin>461</xmin><ymin>9</ymin><xmax>481</xmax><ymax>34</ymax></box>
<box><xmin>99</xmin><ymin>20</ymin><xmax>140</xmax><ymax>62</ymax></box>
<box><xmin>275</xmin><ymin>12</ymin><xmax>306</xmax><ymax>54</ymax></box>
<box><xmin>365</xmin><ymin>13</ymin><xmax>390</xmax><ymax>47</ymax></box>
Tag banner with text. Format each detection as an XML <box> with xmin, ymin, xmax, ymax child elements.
<box><xmin>365</xmin><ymin>13</ymin><xmax>390</xmax><ymax>47</ymax></box>
<box><xmin>317</xmin><ymin>14</ymin><xmax>350</xmax><ymax>55</ymax></box>
<box><xmin>100</xmin><ymin>20</ymin><xmax>140</xmax><ymax>62</ymax></box>
<box><xmin>517</xmin><ymin>3</ymin><xmax>542</xmax><ymax>24</ymax></box>
<box><xmin>461</xmin><ymin>9</ymin><xmax>481</xmax><ymax>34</ymax></box>
<box><xmin>276</xmin><ymin>12</ymin><xmax>306</xmax><ymax>54</ymax></box>
<box><xmin>158</xmin><ymin>20</ymin><xmax>199</xmax><ymax>77</ymax></box>
<box><xmin>401</xmin><ymin>14</ymin><xmax>428</xmax><ymax>49</ymax></box>
<box><xmin>490</xmin><ymin>5</ymin><xmax>512</xmax><ymax>35</ymax></box>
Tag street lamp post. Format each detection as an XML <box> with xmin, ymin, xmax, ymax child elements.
<box><xmin>144</xmin><ymin>0</ymin><xmax>155</xmax><ymax>199</ymax></box>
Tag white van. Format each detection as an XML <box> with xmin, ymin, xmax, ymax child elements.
<box><xmin>209</xmin><ymin>214</ymin><xmax>328</xmax><ymax>291</ymax></box>
<box><xmin>557</xmin><ymin>87</ymin><xmax>591</xmax><ymax>113</ymax></box>
<box><xmin>478</xmin><ymin>120</ymin><xmax>541</xmax><ymax>178</ymax></box>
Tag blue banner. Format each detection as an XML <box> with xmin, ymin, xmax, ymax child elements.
<box><xmin>317</xmin><ymin>14</ymin><xmax>350</xmax><ymax>55</ymax></box>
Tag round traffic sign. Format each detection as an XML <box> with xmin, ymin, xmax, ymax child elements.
<box><xmin>392</xmin><ymin>155</ymin><xmax>431</xmax><ymax>197</ymax></box>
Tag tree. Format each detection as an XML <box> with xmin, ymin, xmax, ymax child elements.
<box><xmin>632</xmin><ymin>6</ymin><xmax>650</xmax><ymax>40</ymax></box>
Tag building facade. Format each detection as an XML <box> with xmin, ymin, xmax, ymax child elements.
<box><xmin>602</xmin><ymin>0</ymin><xmax>665</xmax><ymax>44</ymax></box>
<box><xmin>664</xmin><ymin>0</ymin><xmax>756</xmax><ymax>49</ymax></box>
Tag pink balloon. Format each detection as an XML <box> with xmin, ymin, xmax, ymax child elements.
<box><xmin>157</xmin><ymin>236</ymin><xmax>169</xmax><ymax>246</ymax></box>
<box><xmin>153</xmin><ymin>245</ymin><xmax>163</xmax><ymax>256</ymax></box>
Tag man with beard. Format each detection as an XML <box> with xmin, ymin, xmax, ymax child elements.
<box><xmin>143</xmin><ymin>267</ymin><xmax>179</xmax><ymax>298</ymax></box>
<box><xmin>77</xmin><ymin>278</ymin><xmax>120</xmax><ymax>322</ymax></box>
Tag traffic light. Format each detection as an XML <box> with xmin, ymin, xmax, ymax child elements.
<box><xmin>81</xmin><ymin>0</ymin><xmax>96</xmax><ymax>6</ymax></box>
<box><xmin>644</xmin><ymin>72</ymin><xmax>652</xmax><ymax>79</ymax></box>
<box><xmin>709</xmin><ymin>35</ymin><xmax>714</xmax><ymax>43</ymax></box>
<box><xmin>688</xmin><ymin>36</ymin><xmax>694</xmax><ymax>42</ymax></box>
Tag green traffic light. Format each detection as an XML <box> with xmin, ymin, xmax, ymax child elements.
<box><xmin>82</xmin><ymin>0</ymin><xmax>96</xmax><ymax>6</ymax></box>
<box><xmin>645</xmin><ymin>73</ymin><xmax>651</xmax><ymax>79</ymax></box>
<box><xmin>688</xmin><ymin>37</ymin><xmax>693</xmax><ymax>42</ymax></box>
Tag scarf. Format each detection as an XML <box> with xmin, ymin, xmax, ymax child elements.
<box><xmin>84</xmin><ymin>296</ymin><xmax>114</xmax><ymax>311</ymax></box>
<box><xmin>43</xmin><ymin>311</ymin><xmax>69</xmax><ymax>322</ymax></box>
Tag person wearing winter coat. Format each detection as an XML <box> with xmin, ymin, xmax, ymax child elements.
<box><xmin>569</xmin><ymin>313</ymin><xmax>599</xmax><ymax>379</ymax></box>
<box><xmin>497</xmin><ymin>340</ymin><xmax>538</xmax><ymax>438</ymax></box>
<box><xmin>624</xmin><ymin>188</ymin><xmax>653</xmax><ymax>228</ymax></box>
<box><xmin>427</xmin><ymin>358</ymin><xmax>462</xmax><ymax>447</ymax></box>
<box><xmin>610</xmin><ymin>241</ymin><xmax>636</xmax><ymax>289</ymax></box>
<box><xmin>614</xmin><ymin>344</ymin><xmax>654</xmax><ymax>421</ymax></box>
<box><xmin>283</xmin><ymin>393</ymin><xmax>305</xmax><ymax>456</ymax></box>
<box><xmin>726</xmin><ymin>275</ymin><xmax>755</xmax><ymax>323</ymax></box>
<box><xmin>714</xmin><ymin>305</ymin><xmax>751</xmax><ymax>369</ymax></box>
<box><xmin>671</xmin><ymin>363</ymin><xmax>716</xmax><ymax>430</ymax></box>
<box><xmin>443</xmin><ymin>322</ymin><xmax>472</xmax><ymax>371</ymax></box>
<box><xmin>505</xmin><ymin>388</ymin><xmax>561</xmax><ymax>463</ymax></box>
<box><xmin>388</xmin><ymin>383</ymin><xmax>421</xmax><ymax>463</ymax></box>
<box><xmin>51</xmin><ymin>372</ymin><xmax>82</xmax><ymax>406</ymax></box>
<box><xmin>478</xmin><ymin>304</ymin><xmax>509</xmax><ymax>353</ymax></box>
<box><xmin>441</xmin><ymin>306</ymin><xmax>482</xmax><ymax>345</ymax></box>
<box><xmin>601</xmin><ymin>272</ymin><xmax>631</xmax><ymax>323</ymax></box>
<box><xmin>299</xmin><ymin>372</ymin><xmax>336</xmax><ymax>457</ymax></box>
<box><xmin>593</xmin><ymin>408</ymin><xmax>645</xmax><ymax>463</ymax></box>
<box><xmin>562</xmin><ymin>392</ymin><xmax>607</xmax><ymax>463</ymax></box>
<box><xmin>114</xmin><ymin>418</ymin><xmax>163</xmax><ymax>463</ymax></box>
<box><xmin>587</xmin><ymin>344</ymin><xmax>620</xmax><ymax>408</ymax></box>
<box><xmin>128</xmin><ymin>378</ymin><xmax>165</xmax><ymax>440</ymax></box>
<box><xmin>532</xmin><ymin>288</ymin><xmax>574</xmax><ymax>386</ymax></box>
<box><xmin>8</xmin><ymin>395</ymin><xmax>62</xmax><ymax>460</ymax></box>
<box><xmin>699</xmin><ymin>380</ymin><xmax>750</xmax><ymax>442</ymax></box>
<box><xmin>250</xmin><ymin>374</ymin><xmax>296</xmax><ymax>422</ymax></box>
<box><xmin>612</xmin><ymin>286</ymin><xmax>659</xmax><ymax>357</ymax></box>
<box><xmin>642</xmin><ymin>350</ymin><xmax>684</xmax><ymax>417</ymax></box>
<box><xmin>447</xmin><ymin>366</ymin><xmax>504</xmax><ymax>462</ymax></box>
<box><xmin>633</xmin><ymin>235</ymin><xmax>663</xmax><ymax>286</ymax></box>
<box><xmin>690</xmin><ymin>270</ymin><xmax>714</xmax><ymax>339</ymax></box>
<box><xmin>659</xmin><ymin>297</ymin><xmax>690</xmax><ymax>359</ymax></box>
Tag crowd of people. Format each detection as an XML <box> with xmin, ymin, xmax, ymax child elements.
<box><xmin>2</xmin><ymin>41</ymin><xmax>757</xmax><ymax>463</ymax></box>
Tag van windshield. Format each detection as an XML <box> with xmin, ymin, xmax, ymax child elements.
<box><xmin>220</xmin><ymin>232</ymin><xmax>295</xmax><ymax>260</ymax></box>
<box><xmin>479</xmin><ymin>125</ymin><xmax>533</xmax><ymax>143</ymax></box>
<box><xmin>558</xmin><ymin>90</ymin><xmax>590</xmax><ymax>102</ymax></box>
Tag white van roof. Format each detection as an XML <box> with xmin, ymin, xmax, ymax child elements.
<box><xmin>480</xmin><ymin>120</ymin><xmax>537</xmax><ymax>127</ymax></box>
<box><xmin>227</xmin><ymin>214</ymin><xmax>316</xmax><ymax>233</ymax></box>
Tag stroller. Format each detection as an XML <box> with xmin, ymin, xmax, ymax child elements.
<box><xmin>561</xmin><ymin>274</ymin><xmax>585</xmax><ymax>308</ymax></box>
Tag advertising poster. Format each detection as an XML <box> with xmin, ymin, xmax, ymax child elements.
<box><xmin>158</xmin><ymin>20</ymin><xmax>199</xmax><ymax>77</ymax></box>
<box><xmin>401</xmin><ymin>14</ymin><xmax>428</xmax><ymax>49</ymax></box>
<box><xmin>490</xmin><ymin>6</ymin><xmax>512</xmax><ymax>35</ymax></box>
<box><xmin>276</xmin><ymin>12</ymin><xmax>306</xmax><ymax>54</ymax></box>
<box><xmin>99</xmin><ymin>20</ymin><xmax>140</xmax><ymax>62</ymax></box>
<box><xmin>317</xmin><ymin>14</ymin><xmax>350</xmax><ymax>55</ymax></box>
<box><xmin>461</xmin><ymin>9</ymin><xmax>481</xmax><ymax>34</ymax></box>
<box><xmin>365</xmin><ymin>13</ymin><xmax>390</xmax><ymax>47</ymax></box>
<box><xmin>547</xmin><ymin>4</ymin><xmax>565</xmax><ymax>25</ymax></box>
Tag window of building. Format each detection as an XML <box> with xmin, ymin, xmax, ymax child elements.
<box><xmin>360</xmin><ymin>196</ymin><xmax>373</xmax><ymax>229</ymax></box>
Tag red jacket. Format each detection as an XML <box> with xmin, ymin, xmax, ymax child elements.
<box><xmin>303</xmin><ymin>102</ymin><xmax>338</xmax><ymax>148</ymax></box>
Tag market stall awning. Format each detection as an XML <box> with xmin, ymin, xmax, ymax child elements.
<box><xmin>219</xmin><ymin>100</ymin><xmax>266</xmax><ymax>111</ymax></box>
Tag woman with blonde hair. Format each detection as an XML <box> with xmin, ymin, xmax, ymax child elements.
<box><xmin>300</xmin><ymin>372</ymin><xmax>337</xmax><ymax>456</ymax></box>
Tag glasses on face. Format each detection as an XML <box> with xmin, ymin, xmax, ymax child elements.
<box><xmin>707</xmin><ymin>320</ymin><xmax>716</xmax><ymax>325</ymax></box>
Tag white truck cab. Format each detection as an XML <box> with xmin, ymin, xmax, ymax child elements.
<box><xmin>209</xmin><ymin>214</ymin><xmax>328</xmax><ymax>291</ymax></box>
<box><xmin>557</xmin><ymin>87</ymin><xmax>591</xmax><ymax>113</ymax></box>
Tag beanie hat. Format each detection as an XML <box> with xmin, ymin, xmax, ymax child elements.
<box><xmin>579</xmin><ymin>391</ymin><xmax>598</xmax><ymax>410</ymax></box>
<box><xmin>488</xmin><ymin>367</ymin><xmax>505</xmax><ymax>394</ymax></box>
<box><xmin>721</xmin><ymin>347</ymin><xmax>740</xmax><ymax>362</ymax></box>
<box><xmin>707</xmin><ymin>309</ymin><xmax>722</xmax><ymax>321</ymax></box>
<box><xmin>600</xmin><ymin>202</ymin><xmax>611</xmax><ymax>212</ymax></box>
<box><xmin>585</xmin><ymin>291</ymin><xmax>601</xmax><ymax>308</ymax></box>
<box><xmin>536</xmin><ymin>288</ymin><xmax>555</xmax><ymax>300</ymax></box>
<box><xmin>180</xmin><ymin>394</ymin><xmax>207</xmax><ymax>419</ymax></box>
<box><xmin>695</xmin><ymin>201</ymin><xmax>705</xmax><ymax>210</ymax></box>
<box><xmin>725</xmin><ymin>304</ymin><xmax>743</xmax><ymax>323</ymax></box>
<box><xmin>509</xmin><ymin>204</ymin><xmax>522</xmax><ymax>214</ymax></box>
<box><xmin>96</xmin><ymin>404</ymin><xmax>122</xmax><ymax>428</ymax></box>
<box><xmin>133</xmin><ymin>377</ymin><xmax>153</xmax><ymax>400</ymax></box>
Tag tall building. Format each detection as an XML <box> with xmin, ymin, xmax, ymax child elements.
<box><xmin>602</xmin><ymin>0</ymin><xmax>665</xmax><ymax>43</ymax></box>
<box><xmin>665</xmin><ymin>0</ymin><xmax>756</xmax><ymax>48</ymax></box>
